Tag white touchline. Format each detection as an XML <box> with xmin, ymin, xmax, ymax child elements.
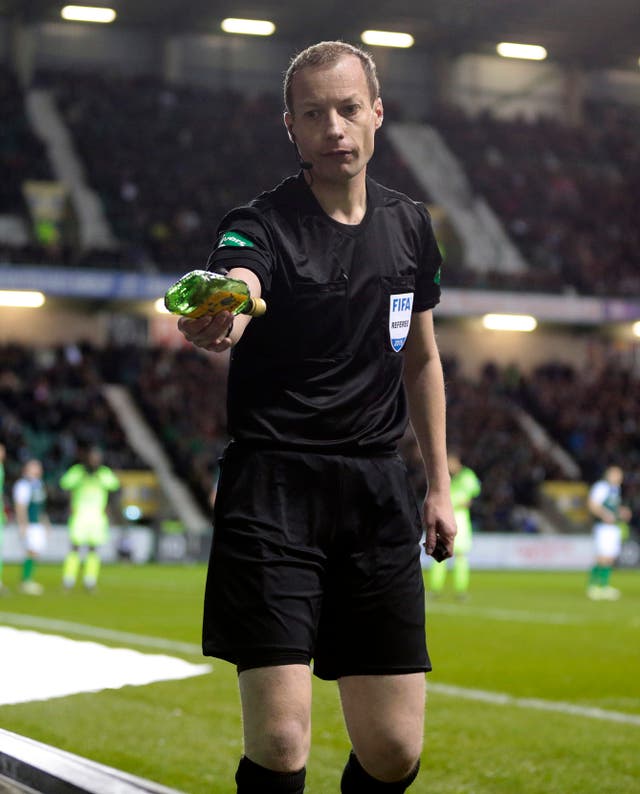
<box><xmin>430</xmin><ymin>683</ymin><xmax>640</xmax><ymax>726</ymax></box>
<box><xmin>0</xmin><ymin>612</ymin><xmax>202</xmax><ymax>656</ymax></box>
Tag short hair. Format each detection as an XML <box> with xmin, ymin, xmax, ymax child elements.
<box><xmin>283</xmin><ymin>40</ymin><xmax>380</xmax><ymax>114</ymax></box>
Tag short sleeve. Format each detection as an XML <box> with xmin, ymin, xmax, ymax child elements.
<box><xmin>589</xmin><ymin>481</ymin><xmax>608</xmax><ymax>506</ymax></box>
<box><xmin>413</xmin><ymin>206</ymin><xmax>443</xmax><ymax>313</ymax></box>
<box><xmin>13</xmin><ymin>481</ymin><xmax>30</xmax><ymax>505</ymax></box>
<box><xmin>206</xmin><ymin>207</ymin><xmax>276</xmax><ymax>293</ymax></box>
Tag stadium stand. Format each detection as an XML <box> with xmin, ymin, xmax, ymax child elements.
<box><xmin>30</xmin><ymin>71</ymin><xmax>428</xmax><ymax>272</ymax></box>
<box><xmin>99</xmin><ymin>343</ymin><xmax>229</xmax><ymax>511</ymax></box>
<box><xmin>3</xmin><ymin>337</ymin><xmax>637</xmax><ymax>534</ymax></box>
<box><xmin>518</xmin><ymin>359</ymin><xmax>640</xmax><ymax>517</ymax></box>
<box><xmin>0</xmin><ymin>342</ymin><xmax>148</xmax><ymax>521</ymax></box>
<box><xmin>432</xmin><ymin>104</ymin><xmax>640</xmax><ymax>296</ymax></box>
<box><xmin>3</xmin><ymin>66</ymin><xmax>638</xmax><ymax>298</ymax></box>
<box><xmin>0</xmin><ymin>65</ymin><xmax>55</xmax><ymax>263</ymax></box>
<box><xmin>401</xmin><ymin>358</ymin><xmax>566</xmax><ymax>533</ymax></box>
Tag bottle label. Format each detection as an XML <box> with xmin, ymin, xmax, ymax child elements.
<box><xmin>217</xmin><ymin>231</ymin><xmax>255</xmax><ymax>249</ymax></box>
<box><xmin>186</xmin><ymin>290</ymin><xmax>246</xmax><ymax>318</ymax></box>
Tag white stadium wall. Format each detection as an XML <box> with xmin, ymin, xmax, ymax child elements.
<box><xmin>447</xmin><ymin>54</ymin><xmax>567</xmax><ymax>120</ymax></box>
<box><xmin>434</xmin><ymin>320</ymin><xmax>596</xmax><ymax>378</ymax></box>
<box><xmin>20</xmin><ymin>22</ymin><xmax>164</xmax><ymax>77</ymax></box>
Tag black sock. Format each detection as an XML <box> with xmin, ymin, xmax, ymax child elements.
<box><xmin>235</xmin><ymin>755</ymin><xmax>306</xmax><ymax>794</ymax></box>
<box><xmin>341</xmin><ymin>751</ymin><xmax>420</xmax><ymax>793</ymax></box>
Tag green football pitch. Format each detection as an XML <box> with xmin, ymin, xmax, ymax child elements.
<box><xmin>0</xmin><ymin>563</ymin><xmax>638</xmax><ymax>793</ymax></box>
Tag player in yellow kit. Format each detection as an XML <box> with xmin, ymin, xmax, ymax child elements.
<box><xmin>430</xmin><ymin>450</ymin><xmax>481</xmax><ymax>599</ymax></box>
<box><xmin>60</xmin><ymin>447</ymin><xmax>120</xmax><ymax>591</ymax></box>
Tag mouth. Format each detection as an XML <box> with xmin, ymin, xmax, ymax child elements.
<box><xmin>323</xmin><ymin>149</ymin><xmax>353</xmax><ymax>158</ymax></box>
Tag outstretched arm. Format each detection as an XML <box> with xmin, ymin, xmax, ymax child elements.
<box><xmin>403</xmin><ymin>310</ymin><xmax>457</xmax><ymax>559</ymax></box>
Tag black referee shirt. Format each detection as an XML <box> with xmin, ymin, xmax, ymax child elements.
<box><xmin>209</xmin><ymin>172</ymin><xmax>442</xmax><ymax>454</ymax></box>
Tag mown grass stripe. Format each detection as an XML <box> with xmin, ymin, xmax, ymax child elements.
<box><xmin>431</xmin><ymin>683</ymin><xmax>640</xmax><ymax>726</ymax></box>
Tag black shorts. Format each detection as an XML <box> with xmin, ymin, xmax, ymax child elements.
<box><xmin>202</xmin><ymin>443</ymin><xmax>430</xmax><ymax>680</ymax></box>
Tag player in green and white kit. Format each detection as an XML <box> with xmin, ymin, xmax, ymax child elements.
<box><xmin>587</xmin><ymin>465</ymin><xmax>630</xmax><ymax>601</ymax></box>
<box><xmin>430</xmin><ymin>450</ymin><xmax>481</xmax><ymax>598</ymax></box>
<box><xmin>60</xmin><ymin>447</ymin><xmax>120</xmax><ymax>591</ymax></box>
<box><xmin>13</xmin><ymin>459</ymin><xmax>51</xmax><ymax>595</ymax></box>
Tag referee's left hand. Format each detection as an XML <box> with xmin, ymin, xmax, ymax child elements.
<box><xmin>422</xmin><ymin>490</ymin><xmax>457</xmax><ymax>561</ymax></box>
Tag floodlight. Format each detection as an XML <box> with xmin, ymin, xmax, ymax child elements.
<box><xmin>221</xmin><ymin>18</ymin><xmax>276</xmax><ymax>36</ymax></box>
<box><xmin>61</xmin><ymin>6</ymin><xmax>117</xmax><ymax>23</ymax></box>
<box><xmin>482</xmin><ymin>314</ymin><xmax>537</xmax><ymax>332</ymax></box>
<box><xmin>0</xmin><ymin>290</ymin><xmax>46</xmax><ymax>308</ymax></box>
<box><xmin>496</xmin><ymin>42</ymin><xmax>547</xmax><ymax>61</ymax></box>
<box><xmin>361</xmin><ymin>30</ymin><xmax>414</xmax><ymax>48</ymax></box>
<box><xmin>632</xmin><ymin>321</ymin><xmax>640</xmax><ymax>338</ymax></box>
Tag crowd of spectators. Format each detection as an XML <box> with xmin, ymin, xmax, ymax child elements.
<box><xmin>516</xmin><ymin>357</ymin><xmax>640</xmax><ymax>517</ymax></box>
<box><xmin>2</xmin><ymin>340</ymin><xmax>639</xmax><ymax>533</ymax></box>
<box><xmin>0</xmin><ymin>343</ymin><xmax>147</xmax><ymax>521</ymax></box>
<box><xmin>401</xmin><ymin>358</ymin><xmax>564</xmax><ymax>533</ymax></box>
<box><xmin>0</xmin><ymin>66</ymin><xmax>53</xmax><ymax>262</ymax></box>
<box><xmin>2</xmin><ymin>64</ymin><xmax>638</xmax><ymax>299</ymax></box>
<box><xmin>33</xmin><ymin>71</ymin><xmax>427</xmax><ymax>273</ymax></box>
<box><xmin>99</xmin><ymin>343</ymin><xmax>229</xmax><ymax>510</ymax></box>
<box><xmin>0</xmin><ymin>67</ymin><xmax>51</xmax><ymax>215</ymax></box>
<box><xmin>433</xmin><ymin>104</ymin><xmax>640</xmax><ymax>296</ymax></box>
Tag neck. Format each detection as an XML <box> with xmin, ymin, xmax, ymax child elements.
<box><xmin>306</xmin><ymin>169</ymin><xmax>367</xmax><ymax>225</ymax></box>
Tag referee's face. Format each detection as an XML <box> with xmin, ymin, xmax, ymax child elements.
<box><xmin>285</xmin><ymin>54</ymin><xmax>383</xmax><ymax>186</ymax></box>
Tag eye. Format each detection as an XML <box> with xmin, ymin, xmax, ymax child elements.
<box><xmin>343</xmin><ymin>104</ymin><xmax>360</xmax><ymax>116</ymax></box>
<box><xmin>304</xmin><ymin>109</ymin><xmax>320</xmax><ymax>120</ymax></box>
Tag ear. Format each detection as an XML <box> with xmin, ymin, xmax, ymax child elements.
<box><xmin>284</xmin><ymin>111</ymin><xmax>295</xmax><ymax>142</ymax></box>
<box><xmin>373</xmin><ymin>97</ymin><xmax>384</xmax><ymax>129</ymax></box>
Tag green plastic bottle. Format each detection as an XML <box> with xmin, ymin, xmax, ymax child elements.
<box><xmin>164</xmin><ymin>270</ymin><xmax>267</xmax><ymax>319</ymax></box>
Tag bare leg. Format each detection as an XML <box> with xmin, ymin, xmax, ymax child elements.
<box><xmin>338</xmin><ymin>673</ymin><xmax>425</xmax><ymax>782</ymax></box>
<box><xmin>238</xmin><ymin>664</ymin><xmax>312</xmax><ymax>772</ymax></box>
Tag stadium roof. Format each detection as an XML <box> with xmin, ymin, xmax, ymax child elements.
<box><xmin>5</xmin><ymin>0</ymin><xmax>640</xmax><ymax>71</ymax></box>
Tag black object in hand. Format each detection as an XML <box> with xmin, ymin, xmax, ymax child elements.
<box><xmin>431</xmin><ymin>536</ymin><xmax>449</xmax><ymax>562</ymax></box>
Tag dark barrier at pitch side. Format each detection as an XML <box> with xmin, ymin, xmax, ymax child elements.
<box><xmin>0</xmin><ymin>729</ymin><xmax>186</xmax><ymax>794</ymax></box>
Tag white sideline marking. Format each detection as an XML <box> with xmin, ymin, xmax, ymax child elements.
<box><xmin>427</xmin><ymin>602</ymin><xmax>585</xmax><ymax>625</ymax></box>
<box><xmin>0</xmin><ymin>627</ymin><xmax>212</xmax><ymax>706</ymax></box>
<box><xmin>0</xmin><ymin>612</ymin><xmax>201</xmax><ymax>655</ymax></box>
<box><xmin>430</xmin><ymin>683</ymin><xmax>640</xmax><ymax>726</ymax></box>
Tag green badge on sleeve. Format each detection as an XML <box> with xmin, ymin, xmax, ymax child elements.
<box><xmin>434</xmin><ymin>266</ymin><xmax>442</xmax><ymax>285</ymax></box>
<box><xmin>218</xmin><ymin>231</ymin><xmax>255</xmax><ymax>249</ymax></box>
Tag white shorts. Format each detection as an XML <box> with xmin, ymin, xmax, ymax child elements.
<box><xmin>24</xmin><ymin>524</ymin><xmax>47</xmax><ymax>555</ymax></box>
<box><xmin>593</xmin><ymin>523</ymin><xmax>622</xmax><ymax>559</ymax></box>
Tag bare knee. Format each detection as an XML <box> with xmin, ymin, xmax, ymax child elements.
<box><xmin>246</xmin><ymin>716</ymin><xmax>310</xmax><ymax>772</ymax></box>
<box><xmin>239</xmin><ymin>664</ymin><xmax>312</xmax><ymax>772</ymax></box>
<box><xmin>355</xmin><ymin>731</ymin><xmax>422</xmax><ymax>782</ymax></box>
<box><xmin>340</xmin><ymin>673</ymin><xmax>424</xmax><ymax>782</ymax></box>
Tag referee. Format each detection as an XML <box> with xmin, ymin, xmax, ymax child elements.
<box><xmin>179</xmin><ymin>41</ymin><xmax>456</xmax><ymax>794</ymax></box>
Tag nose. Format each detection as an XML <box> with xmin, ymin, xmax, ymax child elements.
<box><xmin>325</xmin><ymin>109</ymin><xmax>344</xmax><ymax>139</ymax></box>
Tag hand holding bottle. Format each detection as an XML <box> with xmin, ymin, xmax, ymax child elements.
<box><xmin>178</xmin><ymin>311</ymin><xmax>235</xmax><ymax>353</ymax></box>
<box><xmin>170</xmin><ymin>267</ymin><xmax>264</xmax><ymax>353</ymax></box>
<box><xmin>164</xmin><ymin>270</ymin><xmax>266</xmax><ymax>319</ymax></box>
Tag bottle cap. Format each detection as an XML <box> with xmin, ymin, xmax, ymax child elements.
<box><xmin>249</xmin><ymin>298</ymin><xmax>267</xmax><ymax>317</ymax></box>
